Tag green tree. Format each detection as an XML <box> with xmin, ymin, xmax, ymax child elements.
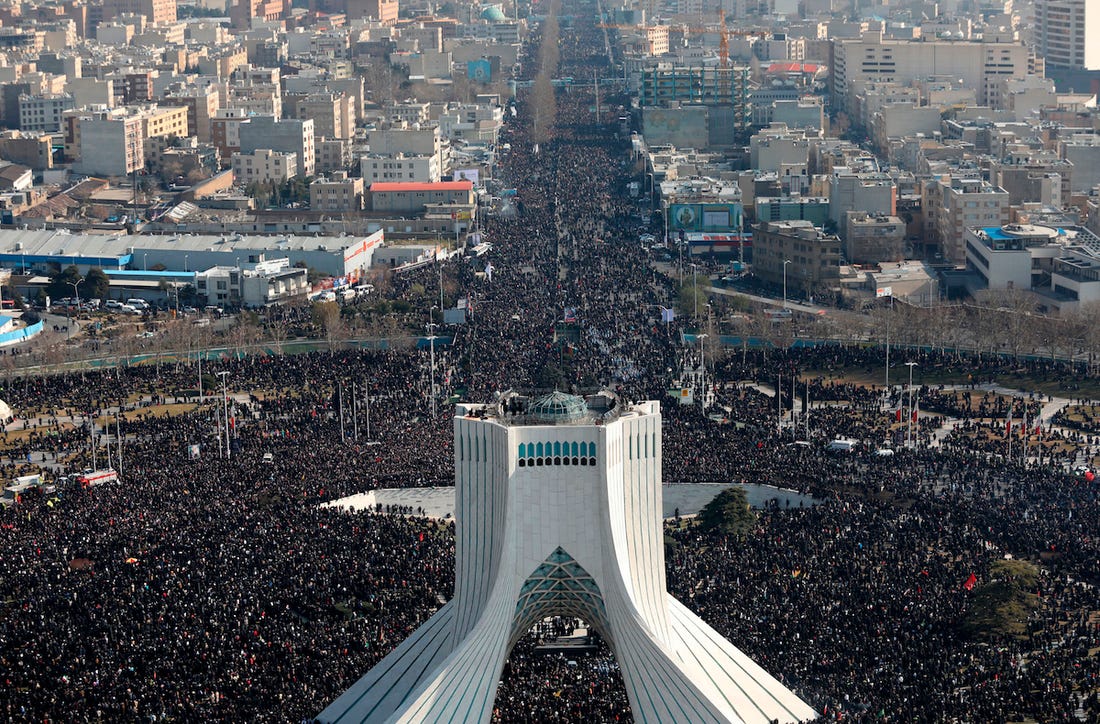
<box><xmin>47</xmin><ymin>265</ymin><xmax>83</xmax><ymax>301</ymax></box>
<box><xmin>676</xmin><ymin>279</ymin><xmax>708</xmax><ymax>322</ymax></box>
<box><xmin>697</xmin><ymin>487</ymin><xmax>756</xmax><ymax>537</ymax></box>
<box><xmin>83</xmin><ymin>267</ymin><xmax>110</xmax><ymax>300</ymax></box>
<box><xmin>960</xmin><ymin>559</ymin><xmax>1040</xmax><ymax>641</ymax></box>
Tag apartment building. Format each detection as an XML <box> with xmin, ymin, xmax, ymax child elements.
<box><xmin>18</xmin><ymin>93</ymin><xmax>73</xmax><ymax>133</ymax></box>
<box><xmin>237</xmin><ymin>115</ymin><xmax>314</xmax><ymax>176</ymax></box>
<box><xmin>831</xmin><ymin>30</ymin><xmax>1038</xmax><ymax>110</ymax></box>
<box><xmin>753</xmin><ymin>219</ymin><xmax>842</xmax><ymax>295</ymax></box>
<box><xmin>360</xmin><ymin>153</ymin><xmax>441</xmax><ymax>183</ymax></box>
<box><xmin>309</xmin><ymin>171</ymin><xmax>364</xmax><ymax>212</ymax></box>
<box><xmin>232</xmin><ymin>148</ymin><xmax>297</xmax><ymax>185</ymax></box>
<box><xmin>925</xmin><ymin>175</ymin><xmax>1011</xmax><ymax>264</ymax></box>
<box><xmin>1035</xmin><ymin>0</ymin><xmax>1100</xmax><ymax>70</ymax></box>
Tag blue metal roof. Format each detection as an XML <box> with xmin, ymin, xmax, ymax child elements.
<box><xmin>104</xmin><ymin>269</ymin><xmax>193</xmax><ymax>278</ymax></box>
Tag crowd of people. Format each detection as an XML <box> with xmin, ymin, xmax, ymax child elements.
<box><xmin>1</xmin><ymin>0</ymin><xmax>1100</xmax><ymax>721</ymax></box>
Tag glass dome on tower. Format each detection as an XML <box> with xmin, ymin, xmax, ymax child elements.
<box><xmin>525</xmin><ymin>391</ymin><xmax>588</xmax><ymax>423</ymax></box>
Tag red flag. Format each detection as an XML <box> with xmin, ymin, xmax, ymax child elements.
<box><xmin>963</xmin><ymin>573</ymin><xmax>977</xmax><ymax>591</ymax></box>
<box><xmin>895</xmin><ymin>409</ymin><xmax>902</xmax><ymax>422</ymax></box>
<box><xmin>911</xmin><ymin>409</ymin><xmax>918</xmax><ymax>423</ymax></box>
<box><xmin>230</xmin><ymin>416</ymin><xmax>236</xmax><ymax>430</ymax></box>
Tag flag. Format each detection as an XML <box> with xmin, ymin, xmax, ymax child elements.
<box><xmin>895</xmin><ymin>408</ymin><xmax>902</xmax><ymax>422</ymax></box>
<box><xmin>1005</xmin><ymin>403</ymin><xmax>1013</xmax><ymax>437</ymax></box>
<box><xmin>911</xmin><ymin>399</ymin><xmax>918</xmax><ymax>423</ymax></box>
<box><xmin>963</xmin><ymin>573</ymin><xmax>977</xmax><ymax>591</ymax></box>
<box><xmin>661</xmin><ymin>306</ymin><xmax>675</xmax><ymax>323</ymax></box>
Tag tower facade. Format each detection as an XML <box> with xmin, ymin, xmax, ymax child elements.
<box><xmin>319</xmin><ymin>391</ymin><xmax>816</xmax><ymax>724</ymax></box>
<box><xmin>1035</xmin><ymin>0</ymin><xmax>1100</xmax><ymax>71</ymax></box>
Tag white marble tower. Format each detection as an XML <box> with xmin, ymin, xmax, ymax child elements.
<box><xmin>318</xmin><ymin>391</ymin><xmax>816</xmax><ymax>724</ymax></box>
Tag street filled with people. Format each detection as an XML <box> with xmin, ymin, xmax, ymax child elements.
<box><xmin>2</xmin><ymin>0</ymin><xmax>1100</xmax><ymax>722</ymax></box>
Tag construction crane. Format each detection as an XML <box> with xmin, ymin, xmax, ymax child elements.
<box><xmin>674</xmin><ymin>12</ymin><xmax>765</xmax><ymax>68</ymax></box>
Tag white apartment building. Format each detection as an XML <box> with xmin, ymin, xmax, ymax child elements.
<box><xmin>18</xmin><ymin>93</ymin><xmax>73</xmax><ymax>133</ymax></box>
<box><xmin>232</xmin><ymin>148</ymin><xmax>298</xmax><ymax>186</ymax></box>
<box><xmin>832</xmin><ymin>30</ymin><xmax>1038</xmax><ymax>110</ymax></box>
<box><xmin>360</xmin><ymin>153</ymin><xmax>441</xmax><ymax>183</ymax></box>
<box><xmin>1059</xmin><ymin>133</ymin><xmax>1100</xmax><ymax>193</ymax></box>
<box><xmin>73</xmin><ymin>110</ymin><xmax>145</xmax><ymax>177</ymax></box>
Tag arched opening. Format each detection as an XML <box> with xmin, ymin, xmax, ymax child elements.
<box><xmin>492</xmin><ymin>548</ymin><xmax>632</xmax><ymax>722</ymax></box>
<box><xmin>492</xmin><ymin>623</ymin><xmax>631</xmax><ymax>722</ymax></box>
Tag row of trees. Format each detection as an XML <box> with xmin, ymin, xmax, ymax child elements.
<box><xmin>687</xmin><ymin>284</ymin><xmax>1100</xmax><ymax>371</ymax></box>
<box><xmin>46</xmin><ymin>266</ymin><xmax>110</xmax><ymax>302</ymax></box>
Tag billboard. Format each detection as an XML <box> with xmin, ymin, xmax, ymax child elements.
<box><xmin>454</xmin><ymin>168</ymin><xmax>480</xmax><ymax>186</ymax></box>
<box><xmin>467</xmin><ymin>59</ymin><xmax>492</xmax><ymax>82</ymax></box>
<box><xmin>669</xmin><ymin>203</ymin><xmax>743</xmax><ymax>233</ymax></box>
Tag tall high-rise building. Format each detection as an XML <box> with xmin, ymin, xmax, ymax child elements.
<box><xmin>319</xmin><ymin>392</ymin><xmax>816</xmax><ymax>724</ymax></box>
<box><xmin>229</xmin><ymin>0</ymin><xmax>287</xmax><ymax>30</ymax></box>
<box><xmin>101</xmin><ymin>0</ymin><xmax>177</xmax><ymax>24</ymax></box>
<box><xmin>1035</xmin><ymin>0</ymin><xmax>1100</xmax><ymax>70</ymax></box>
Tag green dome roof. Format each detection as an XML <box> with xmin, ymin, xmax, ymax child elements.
<box><xmin>527</xmin><ymin>391</ymin><xmax>587</xmax><ymax>423</ymax></box>
<box><xmin>480</xmin><ymin>4</ymin><xmax>507</xmax><ymax>21</ymax></box>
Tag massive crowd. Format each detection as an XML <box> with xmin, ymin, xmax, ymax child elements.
<box><xmin>2</xmin><ymin>0</ymin><xmax>1100</xmax><ymax>721</ymax></box>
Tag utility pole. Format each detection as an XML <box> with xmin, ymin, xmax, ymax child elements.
<box><xmin>365</xmin><ymin>381</ymin><xmax>372</xmax><ymax>441</ymax></box>
<box><xmin>426</xmin><ymin>317</ymin><xmax>438</xmax><ymax>420</ymax></box>
<box><xmin>439</xmin><ymin>255</ymin><xmax>445</xmax><ymax>311</ymax></box>
<box><xmin>352</xmin><ymin>382</ymin><xmax>359</xmax><ymax>441</ymax></box>
<box><xmin>116</xmin><ymin>413</ymin><xmax>123</xmax><ymax>477</ymax></box>
<box><xmin>218</xmin><ymin>371</ymin><xmax>230</xmax><ymax>460</ymax></box>
<box><xmin>885</xmin><ymin>295</ymin><xmax>893</xmax><ymax>392</ymax></box>
<box><xmin>905</xmin><ymin>362</ymin><xmax>918</xmax><ymax>449</ymax></box>
<box><xmin>90</xmin><ymin>410</ymin><xmax>96</xmax><ymax>470</ymax></box>
<box><xmin>737</xmin><ymin>211</ymin><xmax>744</xmax><ymax>270</ymax></box>
<box><xmin>777</xmin><ymin>372</ymin><xmax>782</xmax><ymax>430</ymax></box>
<box><xmin>338</xmin><ymin>381</ymin><xmax>346</xmax><ymax>442</ymax></box>
<box><xmin>594</xmin><ymin>70</ymin><xmax>600</xmax><ymax>124</ymax></box>
<box><xmin>804</xmin><ymin>379</ymin><xmax>810</xmax><ymax>440</ymax></box>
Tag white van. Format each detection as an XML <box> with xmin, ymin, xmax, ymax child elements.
<box><xmin>826</xmin><ymin>439</ymin><xmax>858</xmax><ymax>453</ymax></box>
<box><xmin>126</xmin><ymin>298</ymin><xmax>150</xmax><ymax>310</ymax></box>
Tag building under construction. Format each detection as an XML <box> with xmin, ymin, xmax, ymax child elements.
<box><xmin>638</xmin><ymin>65</ymin><xmax>752</xmax><ymax>147</ymax></box>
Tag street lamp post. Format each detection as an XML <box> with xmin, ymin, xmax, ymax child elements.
<box><xmin>426</xmin><ymin>308</ymin><xmax>439</xmax><ymax>420</ymax></box>
<box><xmin>782</xmin><ymin>259</ymin><xmax>792</xmax><ymax>310</ymax></box>
<box><xmin>66</xmin><ymin>279</ymin><xmax>80</xmax><ymax>339</ymax></box>
<box><xmin>184</xmin><ymin>254</ymin><xmax>189</xmax><ymax>273</ymax></box>
<box><xmin>905</xmin><ymin>361</ymin><xmax>918</xmax><ymax>449</ymax></box>
<box><xmin>690</xmin><ymin>263</ymin><xmax>698</xmax><ymax>319</ymax></box>
<box><xmin>218</xmin><ymin>371</ymin><xmax>230</xmax><ymax>460</ymax></box>
<box><xmin>697</xmin><ymin>332</ymin><xmax>709</xmax><ymax>410</ymax></box>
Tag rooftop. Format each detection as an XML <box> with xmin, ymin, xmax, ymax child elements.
<box><xmin>457</xmin><ymin>390</ymin><xmax>626</xmax><ymax>426</ymax></box>
<box><xmin>370</xmin><ymin>181</ymin><xmax>473</xmax><ymax>192</ymax></box>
